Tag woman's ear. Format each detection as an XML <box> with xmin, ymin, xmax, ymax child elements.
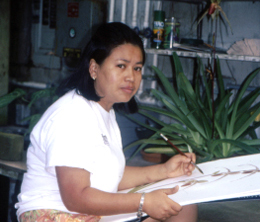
<box><xmin>89</xmin><ymin>59</ymin><xmax>98</xmax><ymax>80</ymax></box>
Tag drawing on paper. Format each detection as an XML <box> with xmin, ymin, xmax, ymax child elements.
<box><xmin>128</xmin><ymin>164</ymin><xmax>260</xmax><ymax>193</ymax></box>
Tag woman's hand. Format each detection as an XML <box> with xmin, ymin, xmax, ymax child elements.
<box><xmin>143</xmin><ymin>186</ymin><xmax>182</xmax><ymax>221</ymax></box>
<box><xmin>163</xmin><ymin>153</ymin><xmax>196</xmax><ymax>178</ymax></box>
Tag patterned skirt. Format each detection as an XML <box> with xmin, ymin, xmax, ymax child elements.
<box><xmin>19</xmin><ymin>209</ymin><xmax>101</xmax><ymax>222</ymax></box>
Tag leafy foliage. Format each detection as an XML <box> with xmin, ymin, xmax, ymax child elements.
<box><xmin>125</xmin><ymin>52</ymin><xmax>260</xmax><ymax>162</ymax></box>
<box><xmin>0</xmin><ymin>88</ymin><xmax>26</xmax><ymax>108</ymax></box>
<box><xmin>0</xmin><ymin>87</ymin><xmax>58</xmax><ymax>135</ymax></box>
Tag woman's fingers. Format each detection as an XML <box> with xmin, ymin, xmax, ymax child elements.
<box><xmin>162</xmin><ymin>186</ymin><xmax>179</xmax><ymax>196</ymax></box>
<box><xmin>143</xmin><ymin>187</ymin><xmax>182</xmax><ymax>220</ymax></box>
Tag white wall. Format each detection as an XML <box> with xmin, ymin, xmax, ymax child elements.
<box><xmin>26</xmin><ymin>0</ymin><xmax>260</xmax><ymax>89</ymax></box>
<box><xmin>110</xmin><ymin>0</ymin><xmax>260</xmax><ymax>87</ymax></box>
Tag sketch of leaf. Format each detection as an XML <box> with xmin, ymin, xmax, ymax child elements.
<box><xmin>212</xmin><ymin>171</ymin><xmax>221</xmax><ymax>176</ymax></box>
<box><xmin>243</xmin><ymin>170</ymin><xmax>256</xmax><ymax>174</ymax></box>
<box><xmin>232</xmin><ymin>165</ymin><xmax>260</xmax><ymax>181</ymax></box>
<box><xmin>209</xmin><ymin>168</ymin><xmax>231</xmax><ymax>183</ymax></box>
<box><xmin>127</xmin><ymin>161</ymin><xmax>260</xmax><ymax>195</ymax></box>
<box><xmin>212</xmin><ymin>172</ymin><xmax>225</xmax><ymax>176</ymax></box>
<box><xmin>197</xmin><ymin>180</ymin><xmax>208</xmax><ymax>183</ymax></box>
<box><xmin>228</xmin><ymin>171</ymin><xmax>240</xmax><ymax>175</ymax></box>
<box><xmin>128</xmin><ymin>182</ymin><xmax>156</xmax><ymax>193</ymax></box>
<box><xmin>181</xmin><ymin>179</ymin><xmax>208</xmax><ymax>189</ymax></box>
<box><xmin>181</xmin><ymin>180</ymin><xmax>196</xmax><ymax>187</ymax></box>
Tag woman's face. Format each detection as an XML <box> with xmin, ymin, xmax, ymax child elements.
<box><xmin>89</xmin><ymin>43</ymin><xmax>143</xmax><ymax>111</ymax></box>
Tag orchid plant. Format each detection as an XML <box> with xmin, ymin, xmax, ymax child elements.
<box><xmin>197</xmin><ymin>0</ymin><xmax>233</xmax><ymax>35</ymax></box>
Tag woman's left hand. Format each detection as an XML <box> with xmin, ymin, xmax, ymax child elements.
<box><xmin>163</xmin><ymin>153</ymin><xmax>196</xmax><ymax>178</ymax></box>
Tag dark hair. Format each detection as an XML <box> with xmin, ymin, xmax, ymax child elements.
<box><xmin>57</xmin><ymin>22</ymin><xmax>145</xmax><ymax>114</ymax></box>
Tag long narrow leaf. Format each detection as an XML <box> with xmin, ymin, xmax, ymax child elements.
<box><xmin>216</xmin><ymin>57</ymin><xmax>226</xmax><ymax>100</ymax></box>
<box><xmin>161</xmin><ymin>98</ymin><xmax>203</xmax><ymax>133</ymax></box>
<box><xmin>28</xmin><ymin>87</ymin><xmax>57</xmax><ymax>108</ymax></box>
<box><xmin>138</xmin><ymin>110</ymin><xmax>190</xmax><ymax>136</ymax></box>
<box><xmin>150</xmin><ymin>90</ymin><xmax>199</xmax><ymax>131</ymax></box>
<box><xmin>211</xmin><ymin>139</ymin><xmax>259</xmax><ymax>156</ymax></box>
<box><xmin>152</xmin><ymin>66</ymin><xmax>177</xmax><ymax>102</ymax></box>
<box><xmin>238</xmin><ymin>87</ymin><xmax>260</xmax><ymax>113</ymax></box>
<box><xmin>234</xmin><ymin>102</ymin><xmax>260</xmax><ymax>133</ymax></box>
<box><xmin>0</xmin><ymin>88</ymin><xmax>26</xmax><ymax>108</ymax></box>
<box><xmin>227</xmin><ymin>68</ymin><xmax>260</xmax><ymax>138</ymax></box>
<box><xmin>233</xmin><ymin>105</ymin><xmax>260</xmax><ymax>139</ymax></box>
<box><xmin>214</xmin><ymin>92</ymin><xmax>232</xmax><ymax>121</ymax></box>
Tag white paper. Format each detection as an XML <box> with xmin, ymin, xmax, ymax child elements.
<box><xmin>100</xmin><ymin>153</ymin><xmax>260</xmax><ymax>222</ymax></box>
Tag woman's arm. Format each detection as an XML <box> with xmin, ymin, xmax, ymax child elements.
<box><xmin>56</xmin><ymin>166</ymin><xmax>141</xmax><ymax>215</ymax></box>
<box><xmin>56</xmin><ymin>165</ymin><xmax>182</xmax><ymax>220</ymax></box>
<box><xmin>118</xmin><ymin>153</ymin><xmax>196</xmax><ymax>190</ymax></box>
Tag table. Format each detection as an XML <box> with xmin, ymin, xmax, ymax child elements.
<box><xmin>0</xmin><ymin>154</ymin><xmax>27</xmax><ymax>180</ymax></box>
<box><xmin>0</xmin><ymin>153</ymin><xmax>26</xmax><ymax>222</ymax></box>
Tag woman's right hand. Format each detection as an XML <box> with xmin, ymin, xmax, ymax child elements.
<box><xmin>142</xmin><ymin>186</ymin><xmax>182</xmax><ymax>221</ymax></box>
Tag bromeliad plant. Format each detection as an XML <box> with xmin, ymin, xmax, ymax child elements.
<box><xmin>125</xmin><ymin>52</ymin><xmax>260</xmax><ymax>162</ymax></box>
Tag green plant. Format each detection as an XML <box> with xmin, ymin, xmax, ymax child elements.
<box><xmin>125</xmin><ymin>52</ymin><xmax>260</xmax><ymax>162</ymax></box>
<box><xmin>0</xmin><ymin>88</ymin><xmax>27</xmax><ymax>108</ymax></box>
<box><xmin>0</xmin><ymin>87</ymin><xmax>58</xmax><ymax>134</ymax></box>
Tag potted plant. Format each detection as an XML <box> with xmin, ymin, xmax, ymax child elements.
<box><xmin>0</xmin><ymin>87</ymin><xmax>58</xmax><ymax>134</ymax></box>
<box><xmin>124</xmin><ymin>52</ymin><xmax>260</xmax><ymax>163</ymax></box>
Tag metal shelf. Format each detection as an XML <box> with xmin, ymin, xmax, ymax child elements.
<box><xmin>145</xmin><ymin>48</ymin><xmax>260</xmax><ymax>62</ymax></box>
<box><xmin>159</xmin><ymin>0</ymin><xmax>260</xmax><ymax>2</ymax></box>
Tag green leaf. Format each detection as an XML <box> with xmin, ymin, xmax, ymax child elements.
<box><xmin>237</xmin><ymin>87</ymin><xmax>260</xmax><ymax>115</ymax></box>
<box><xmin>233</xmin><ymin>105</ymin><xmax>260</xmax><ymax>139</ymax></box>
<box><xmin>214</xmin><ymin>92</ymin><xmax>232</xmax><ymax>121</ymax></box>
<box><xmin>172</xmin><ymin>52</ymin><xmax>184</xmax><ymax>75</ymax></box>
<box><xmin>216</xmin><ymin>57</ymin><xmax>226</xmax><ymax>100</ymax></box>
<box><xmin>151</xmin><ymin>66</ymin><xmax>177</xmax><ymax>102</ymax></box>
<box><xmin>28</xmin><ymin>87</ymin><xmax>57</xmax><ymax>108</ymax></box>
<box><xmin>138</xmin><ymin>110</ymin><xmax>190</xmax><ymax>136</ymax></box>
<box><xmin>125</xmin><ymin>53</ymin><xmax>260</xmax><ymax>161</ymax></box>
<box><xmin>241</xmin><ymin>121</ymin><xmax>260</xmax><ymax>138</ymax></box>
<box><xmin>144</xmin><ymin>147</ymin><xmax>177</xmax><ymax>154</ymax></box>
<box><xmin>211</xmin><ymin>139</ymin><xmax>259</xmax><ymax>157</ymax></box>
<box><xmin>0</xmin><ymin>88</ymin><xmax>27</xmax><ymax>108</ymax></box>
<box><xmin>227</xmin><ymin>68</ymin><xmax>260</xmax><ymax>138</ymax></box>
<box><xmin>24</xmin><ymin>114</ymin><xmax>42</xmax><ymax>136</ymax></box>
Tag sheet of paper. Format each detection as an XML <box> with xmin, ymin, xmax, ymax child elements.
<box><xmin>100</xmin><ymin>153</ymin><xmax>260</xmax><ymax>222</ymax></box>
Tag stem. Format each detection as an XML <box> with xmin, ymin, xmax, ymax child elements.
<box><xmin>211</xmin><ymin>17</ymin><xmax>218</xmax><ymax>139</ymax></box>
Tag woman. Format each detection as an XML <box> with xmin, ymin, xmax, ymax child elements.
<box><xmin>15</xmin><ymin>22</ymin><xmax>198</xmax><ymax>222</ymax></box>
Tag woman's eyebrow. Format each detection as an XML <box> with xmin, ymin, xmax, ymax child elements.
<box><xmin>117</xmin><ymin>59</ymin><xmax>143</xmax><ymax>65</ymax></box>
<box><xmin>116</xmin><ymin>59</ymin><xmax>130</xmax><ymax>63</ymax></box>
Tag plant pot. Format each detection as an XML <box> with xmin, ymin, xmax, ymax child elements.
<box><xmin>0</xmin><ymin>132</ymin><xmax>24</xmax><ymax>161</ymax></box>
<box><xmin>141</xmin><ymin>149</ymin><xmax>170</xmax><ymax>163</ymax></box>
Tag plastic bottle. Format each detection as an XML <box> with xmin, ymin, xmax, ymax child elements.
<box><xmin>164</xmin><ymin>17</ymin><xmax>180</xmax><ymax>49</ymax></box>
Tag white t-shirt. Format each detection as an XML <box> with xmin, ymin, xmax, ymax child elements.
<box><xmin>15</xmin><ymin>90</ymin><xmax>125</xmax><ymax>218</ymax></box>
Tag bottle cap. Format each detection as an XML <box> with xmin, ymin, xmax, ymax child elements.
<box><xmin>154</xmin><ymin>10</ymin><xmax>165</xmax><ymax>21</ymax></box>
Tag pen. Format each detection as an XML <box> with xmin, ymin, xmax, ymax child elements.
<box><xmin>160</xmin><ymin>133</ymin><xmax>204</xmax><ymax>174</ymax></box>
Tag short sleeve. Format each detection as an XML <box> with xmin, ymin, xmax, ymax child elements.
<box><xmin>44</xmin><ymin>106</ymin><xmax>104</xmax><ymax>175</ymax></box>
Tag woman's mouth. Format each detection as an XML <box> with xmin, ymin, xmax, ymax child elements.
<box><xmin>121</xmin><ymin>86</ymin><xmax>134</xmax><ymax>94</ymax></box>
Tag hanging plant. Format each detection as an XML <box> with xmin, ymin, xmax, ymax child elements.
<box><xmin>197</xmin><ymin>0</ymin><xmax>233</xmax><ymax>34</ymax></box>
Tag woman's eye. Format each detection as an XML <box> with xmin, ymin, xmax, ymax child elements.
<box><xmin>135</xmin><ymin>67</ymin><xmax>142</xmax><ymax>72</ymax></box>
<box><xmin>117</xmin><ymin>64</ymin><xmax>125</xmax><ymax>69</ymax></box>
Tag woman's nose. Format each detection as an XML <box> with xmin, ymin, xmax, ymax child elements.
<box><xmin>125</xmin><ymin>68</ymin><xmax>135</xmax><ymax>82</ymax></box>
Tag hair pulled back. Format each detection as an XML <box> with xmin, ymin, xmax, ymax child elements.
<box><xmin>57</xmin><ymin>22</ymin><xmax>145</xmax><ymax>113</ymax></box>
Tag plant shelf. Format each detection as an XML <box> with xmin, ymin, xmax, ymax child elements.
<box><xmin>145</xmin><ymin>48</ymin><xmax>260</xmax><ymax>62</ymax></box>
